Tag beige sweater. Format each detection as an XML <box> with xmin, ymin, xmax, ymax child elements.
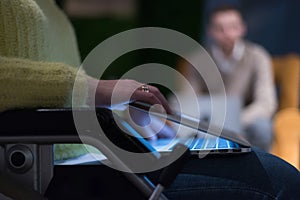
<box><xmin>185</xmin><ymin>41</ymin><xmax>277</xmax><ymax>126</ymax></box>
<box><xmin>0</xmin><ymin>0</ymin><xmax>91</xmax><ymax>159</ymax></box>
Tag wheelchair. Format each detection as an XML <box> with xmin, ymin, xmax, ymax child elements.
<box><xmin>0</xmin><ymin>107</ymin><xmax>188</xmax><ymax>200</ymax></box>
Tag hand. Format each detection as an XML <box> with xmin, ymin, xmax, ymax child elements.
<box><xmin>122</xmin><ymin>107</ymin><xmax>176</xmax><ymax>141</ymax></box>
<box><xmin>87</xmin><ymin>78</ymin><xmax>172</xmax><ymax>114</ymax></box>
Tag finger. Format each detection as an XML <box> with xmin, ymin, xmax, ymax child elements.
<box><xmin>147</xmin><ymin>85</ymin><xmax>173</xmax><ymax>114</ymax></box>
<box><xmin>150</xmin><ymin>117</ymin><xmax>176</xmax><ymax>139</ymax></box>
<box><xmin>131</xmin><ymin>90</ymin><xmax>163</xmax><ymax>107</ymax></box>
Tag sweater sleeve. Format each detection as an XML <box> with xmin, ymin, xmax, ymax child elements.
<box><xmin>0</xmin><ymin>56</ymin><xmax>88</xmax><ymax>112</ymax></box>
<box><xmin>241</xmin><ymin>47</ymin><xmax>277</xmax><ymax>125</ymax></box>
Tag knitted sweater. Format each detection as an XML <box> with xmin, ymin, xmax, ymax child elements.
<box><xmin>0</xmin><ymin>0</ymin><xmax>91</xmax><ymax>160</ymax></box>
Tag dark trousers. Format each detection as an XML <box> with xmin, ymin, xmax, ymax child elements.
<box><xmin>46</xmin><ymin>149</ymin><xmax>300</xmax><ymax>200</ymax></box>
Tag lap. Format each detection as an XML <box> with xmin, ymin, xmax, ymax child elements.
<box><xmin>46</xmin><ymin>149</ymin><xmax>300</xmax><ymax>199</ymax></box>
<box><xmin>164</xmin><ymin>149</ymin><xmax>300</xmax><ymax>200</ymax></box>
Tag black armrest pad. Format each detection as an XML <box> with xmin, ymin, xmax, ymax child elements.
<box><xmin>0</xmin><ymin>108</ymin><xmax>154</xmax><ymax>154</ymax></box>
<box><xmin>0</xmin><ymin>108</ymin><xmax>161</xmax><ymax>167</ymax></box>
<box><xmin>0</xmin><ymin>108</ymin><xmax>112</xmax><ymax>143</ymax></box>
<box><xmin>0</xmin><ymin>108</ymin><xmax>76</xmax><ymax>136</ymax></box>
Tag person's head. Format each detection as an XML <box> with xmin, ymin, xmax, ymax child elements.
<box><xmin>207</xmin><ymin>5</ymin><xmax>246</xmax><ymax>52</ymax></box>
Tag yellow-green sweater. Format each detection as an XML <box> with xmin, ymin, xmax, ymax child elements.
<box><xmin>0</xmin><ymin>0</ymin><xmax>93</xmax><ymax>160</ymax></box>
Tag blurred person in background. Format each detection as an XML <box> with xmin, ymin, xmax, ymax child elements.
<box><xmin>180</xmin><ymin>4</ymin><xmax>277</xmax><ymax>151</ymax></box>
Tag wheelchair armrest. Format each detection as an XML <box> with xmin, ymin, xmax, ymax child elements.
<box><xmin>0</xmin><ymin>108</ymin><xmax>82</xmax><ymax>144</ymax></box>
<box><xmin>0</xmin><ymin>107</ymin><xmax>156</xmax><ymax>163</ymax></box>
<box><xmin>0</xmin><ymin>107</ymin><xmax>155</xmax><ymax>152</ymax></box>
<box><xmin>0</xmin><ymin>108</ymin><xmax>170</xmax><ymax>199</ymax></box>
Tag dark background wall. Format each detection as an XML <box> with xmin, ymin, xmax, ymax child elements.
<box><xmin>62</xmin><ymin>0</ymin><xmax>204</xmax><ymax>86</ymax></box>
<box><xmin>58</xmin><ymin>0</ymin><xmax>300</xmax><ymax>58</ymax></box>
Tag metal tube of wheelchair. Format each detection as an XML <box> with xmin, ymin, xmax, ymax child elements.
<box><xmin>149</xmin><ymin>184</ymin><xmax>165</xmax><ymax>200</ymax></box>
<box><xmin>122</xmin><ymin>173</ymin><xmax>168</xmax><ymax>200</ymax></box>
<box><xmin>149</xmin><ymin>144</ymin><xmax>191</xmax><ymax>200</ymax></box>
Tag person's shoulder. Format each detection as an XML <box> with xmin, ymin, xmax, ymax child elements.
<box><xmin>0</xmin><ymin>0</ymin><xmax>45</xmax><ymax>19</ymax></box>
<box><xmin>244</xmin><ymin>40</ymin><xmax>270</xmax><ymax>56</ymax></box>
<box><xmin>244</xmin><ymin>40</ymin><xmax>271</xmax><ymax>58</ymax></box>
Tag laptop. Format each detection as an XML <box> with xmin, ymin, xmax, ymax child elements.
<box><xmin>56</xmin><ymin>102</ymin><xmax>251</xmax><ymax>165</ymax></box>
<box><xmin>122</xmin><ymin>101</ymin><xmax>251</xmax><ymax>156</ymax></box>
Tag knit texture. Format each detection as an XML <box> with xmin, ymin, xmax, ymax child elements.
<box><xmin>0</xmin><ymin>56</ymin><xmax>88</xmax><ymax>111</ymax></box>
<box><xmin>0</xmin><ymin>0</ymin><xmax>81</xmax><ymax>66</ymax></box>
<box><xmin>0</xmin><ymin>0</ymin><xmax>91</xmax><ymax>160</ymax></box>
